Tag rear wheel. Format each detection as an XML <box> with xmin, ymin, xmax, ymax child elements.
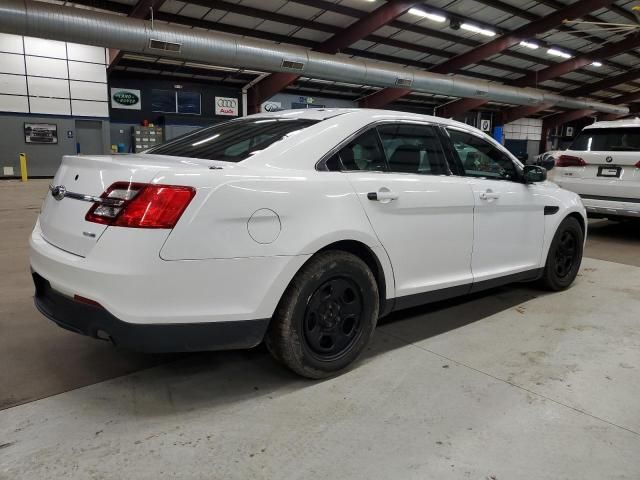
<box><xmin>540</xmin><ymin>216</ymin><xmax>584</xmax><ymax>291</ymax></box>
<box><xmin>266</xmin><ymin>251</ymin><xmax>379</xmax><ymax>379</ymax></box>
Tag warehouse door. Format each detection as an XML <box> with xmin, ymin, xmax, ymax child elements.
<box><xmin>75</xmin><ymin>120</ymin><xmax>104</xmax><ymax>155</ymax></box>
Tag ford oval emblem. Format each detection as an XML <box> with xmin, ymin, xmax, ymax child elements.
<box><xmin>50</xmin><ymin>185</ymin><xmax>66</xmax><ymax>201</ymax></box>
<box><xmin>606</xmin><ymin>156</ymin><xmax>613</xmax><ymax>163</ymax></box>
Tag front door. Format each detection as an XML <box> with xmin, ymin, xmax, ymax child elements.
<box><xmin>446</xmin><ymin>127</ymin><xmax>545</xmax><ymax>283</ymax></box>
<box><xmin>339</xmin><ymin>123</ymin><xmax>475</xmax><ymax>306</ymax></box>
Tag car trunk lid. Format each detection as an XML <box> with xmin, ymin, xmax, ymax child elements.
<box><xmin>39</xmin><ymin>154</ymin><xmax>215</xmax><ymax>257</ymax></box>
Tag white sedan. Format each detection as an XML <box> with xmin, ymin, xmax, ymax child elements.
<box><xmin>31</xmin><ymin>109</ymin><xmax>586</xmax><ymax>378</ymax></box>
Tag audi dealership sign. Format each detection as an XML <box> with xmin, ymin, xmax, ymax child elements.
<box><xmin>215</xmin><ymin>97</ymin><xmax>238</xmax><ymax>116</ymax></box>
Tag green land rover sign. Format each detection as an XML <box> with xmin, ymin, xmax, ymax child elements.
<box><xmin>111</xmin><ymin>88</ymin><xmax>141</xmax><ymax>110</ymax></box>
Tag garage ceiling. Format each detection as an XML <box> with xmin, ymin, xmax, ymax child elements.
<box><xmin>38</xmin><ymin>0</ymin><xmax>640</xmax><ymax>118</ymax></box>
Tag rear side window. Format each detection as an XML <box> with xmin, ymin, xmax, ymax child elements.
<box><xmin>336</xmin><ymin>129</ymin><xmax>387</xmax><ymax>171</ymax></box>
<box><xmin>377</xmin><ymin>124</ymin><xmax>448</xmax><ymax>175</ymax></box>
<box><xmin>146</xmin><ymin>118</ymin><xmax>318</xmax><ymax>161</ymax></box>
<box><xmin>570</xmin><ymin>127</ymin><xmax>640</xmax><ymax>152</ymax></box>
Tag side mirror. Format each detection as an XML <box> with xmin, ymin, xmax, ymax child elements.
<box><xmin>524</xmin><ymin>165</ymin><xmax>547</xmax><ymax>184</ymax></box>
<box><xmin>539</xmin><ymin>155</ymin><xmax>556</xmax><ymax>171</ymax></box>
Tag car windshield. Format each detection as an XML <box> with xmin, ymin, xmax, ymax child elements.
<box><xmin>146</xmin><ymin>118</ymin><xmax>319</xmax><ymax>161</ymax></box>
<box><xmin>570</xmin><ymin>127</ymin><xmax>640</xmax><ymax>152</ymax></box>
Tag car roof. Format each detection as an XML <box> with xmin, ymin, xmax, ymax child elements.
<box><xmin>249</xmin><ymin>108</ymin><xmax>473</xmax><ymax>131</ymax></box>
<box><xmin>584</xmin><ymin>117</ymin><xmax>640</xmax><ymax>130</ymax></box>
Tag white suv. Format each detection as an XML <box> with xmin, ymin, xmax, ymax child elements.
<box><xmin>550</xmin><ymin>118</ymin><xmax>640</xmax><ymax>220</ymax></box>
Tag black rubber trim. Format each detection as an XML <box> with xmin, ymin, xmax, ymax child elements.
<box><xmin>32</xmin><ymin>272</ymin><xmax>269</xmax><ymax>353</ymax></box>
<box><xmin>394</xmin><ymin>284</ymin><xmax>470</xmax><ymax>310</ymax></box>
<box><xmin>468</xmin><ymin>268</ymin><xmax>543</xmax><ymax>294</ymax></box>
<box><xmin>580</xmin><ymin>194</ymin><xmax>640</xmax><ymax>204</ymax></box>
<box><xmin>544</xmin><ymin>206</ymin><xmax>560</xmax><ymax>215</ymax></box>
<box><xmin>393</xmin><ymin>268</ymin><xmax>543</xmax><ymax>311</ymax></box>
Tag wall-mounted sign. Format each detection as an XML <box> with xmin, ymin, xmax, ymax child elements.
<box><xmin>24</xmin><ymin>123</ymin><xmax>57</xmax><ymax>144</ymax></box>
<box><xmin>480</xmin><ymin>119</ymin><xmax>491</xmax><ymax>132</ymax></box>
<box><xmin>66</xmin><ymin>130</ymin><xmax>74</xmax><ymax>139</ymax></box>
<box><xmin>215</xmin><ymin>97</ymin><xmax>238</xmax><ymax>116</ymax></box>
<box><xmin>261</xmin><ymin>101</ymin><xmax>282</xmax><ymax>112</ymax></box>
<box><xmin>565</xmin><ymin>126</ymin><xmax>574</xmax><ymax>137</ymax></box>
<box><xmin>111</xmin><ymin>88</ymin><xmax>141</xmax><ymax>110</ymax></box>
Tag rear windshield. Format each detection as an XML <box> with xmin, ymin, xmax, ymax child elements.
<box><xmin>146</xmin><ymin>118</ymin><xmax>318</xmax><ymax>161</ymax></box>
<box><xmin>570</xmin><ymin>127</ymin><xmax>640</xmax><ymax>152</ymax></box>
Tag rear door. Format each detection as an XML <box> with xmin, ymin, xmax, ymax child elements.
<box><xmin>341</xmin><ymin>123</ymin><xmax>475</xmax><ymax>305</ymax></box>
<box><xmin>557</xmin><ymin>126</ymin><xmax>640</xmax><ymax>200</ymax></box>
<box><xmin>445</xmin><ymin>127</ymin><xmax>545</xmax><ymax>283</ymax></box>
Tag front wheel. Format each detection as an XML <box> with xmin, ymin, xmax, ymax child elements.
<box><xmin>540</xmin><ymin>216</ymin><xmax>584</xmax><ymax>291</ymax></box>
<box><xmin>266</xmin><ymin>251</ymin><xmax>379</xmax><ymax>379</ymax></box>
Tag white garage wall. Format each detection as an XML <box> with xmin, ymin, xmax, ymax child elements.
<box><xmin>0</xmin><ymin>33</ymin><xmax>108</xmax><ymax>117</ymax></box>
<box><xmin>504</xmin><ymin>118</ymin><xmax>542</xmax><ymax>141</ymax></box>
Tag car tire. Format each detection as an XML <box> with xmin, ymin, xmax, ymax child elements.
<box><xmin>540</xmin><ymin>216</ymin><xmax>584</xmax><ymax>291</ymax></box>
<box><xmin>265</xmin><ymin>250</ymin><xmax>379</xmax><ymax>379</ymax></box>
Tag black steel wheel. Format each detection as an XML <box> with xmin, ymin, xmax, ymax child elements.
<box><xmin>540</xmin><ymin>216</ymin><xmax>584</xmax><ymax>291</ymax></box>
<box><xmin>554</xmin><ymin>230</ymin><xmax>578</xmax><ymax>279</ymax></box>
<box><xmin>266</xmin><ymin>250</ymin><xmax>379</xmax><ymax>379</ymax></box>
<box><xmin>303</xmin><ymin>277</ymin><xmax>364</xmax><ymax>361</ymax></box>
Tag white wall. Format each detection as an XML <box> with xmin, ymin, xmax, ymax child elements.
<box><xmin>0</xmin><ymin>33</ymin><xmax>109</xmax><ymax>117</ymax></box>
<box><xmin>504</xmin><ymin>117</ymin><xmax>542</xmax><ymax>141</ymax></box>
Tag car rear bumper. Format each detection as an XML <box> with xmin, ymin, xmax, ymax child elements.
<box><xmin>580</xmin><ymin>195</ymin><xmax>640</xmax><ymax>218</ymax></box>
<box><xmin>33</xmin><ymin>272</ymin><xmax>269</xmax><ymax>353</ymax></box>
<box><xmin>30</xmin><ymin>220</ymin><xmax>310</xmax><ymax>325</ymax></box>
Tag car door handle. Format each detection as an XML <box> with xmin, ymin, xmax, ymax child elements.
<box><xmin>479</xmin><ymin>190</ymin><xmax>500</xmax><ymax>200</ymax></box>
<box><xmin>367</xmin><ymin>191</ymin><xmax>399</xmax><ymax>201</ymax></box>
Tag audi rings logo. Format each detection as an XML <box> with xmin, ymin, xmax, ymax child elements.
<box><xmin>215</xmin><ymin>97</ymin><xmax>238</xmax><ymax>116</ymax></box>
<box><xmin>217</xmin><ymin>98</ymin><xmax>237</xmax><ymax>108</ymax></box>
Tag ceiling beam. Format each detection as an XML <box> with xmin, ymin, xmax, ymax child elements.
<box><xmin>562</xmin><ymin>69</ymin><xmax>640</xmax><ymax>98</ymax></box>
<box><xmin>600</xmin><ymin>102</ymin><xmax>640</xmax><ymax>121</ymax></box>
<box><xmin>499</xmin><ymin>70</ymin><xmax>640</xmax><ymax>124</ymax></box>
<box><xmin>360</xmin><ymin>0</ymin><xmax>619</xmax><ymax>108</ymax></box>
<box><xmin>543</xmin><ymin>109</ymin><xmax>596</xmax><ymax>129</ymax></box>
<box><xmin>436</xmin><ymin>33</ymin><xmax>640</xmax><ymax>119</ymax></box>
<box><xmin>430</xmin><ymin>0</ymin><xmax>616</xmax><ymax>75</ymax></box>
<box><xmin>246</xmin><ymin>0</ymin><xmax>422</xmax><ymax>113</ymax></box>
<box><xmin>511</xmin><ymin>34</ymin><xmax>640</xmax><ymax>88</ymax></box>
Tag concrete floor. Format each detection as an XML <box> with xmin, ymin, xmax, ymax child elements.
<box><xmin>1</xmin><ymin>179</ymin><xmax>639</xmax><ymax>479</ymax></box>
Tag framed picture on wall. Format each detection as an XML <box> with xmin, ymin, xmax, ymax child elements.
<box><xmin>24</xmin><ymin>123</ymin><xmax>58</xmax><ymax>144</ymax></box>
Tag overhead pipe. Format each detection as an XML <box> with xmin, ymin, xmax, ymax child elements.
<box><xmin>0</xmin><ymin>0</ymin><xmax>629</xmax><ymax>116</ymax></box>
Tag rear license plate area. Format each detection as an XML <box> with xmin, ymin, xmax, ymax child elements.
<box><xmin>597</xmin><ymin>166</ymin><xmax>621</xmax><ymax>178</ymax></box>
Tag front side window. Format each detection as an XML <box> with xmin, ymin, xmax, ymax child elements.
<box><xmin>146</xmin><ymin>118</ymin><xmax>318</xmax><ymax>162</ymax></box>
<box><xmin>447</xmin><ymin>129</ymin><xmax>518</xmax><ymax>181</ymax></box>
<box><xmin>570</xmin><ymin>127</ymin><xmax>640</xmax><ymax>151</ymax></box>
<box><xmin>336</xmin><ymin>129</ymin><xmax>387</xmax><ymax>172</ymax></box>
<box><xmin>377</xmin><ymin>124</ymin><xmax>449</xmax><ymax>175</ymax></box>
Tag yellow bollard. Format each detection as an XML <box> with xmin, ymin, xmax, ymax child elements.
<box><xmin>19</xmin><ymin>153</ymin><xmax>28</xmax><ymax>182</ymax></box>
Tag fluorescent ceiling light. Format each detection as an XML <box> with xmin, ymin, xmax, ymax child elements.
<box><xmin>591</xmin><ymin>61</ymin><xmax>602</xmax><ymax>67</ymax></box>
<box><xmin>408</xmin><ymin>8</ymin><xmax>446</xmax><ymax>22</ymax></box>
<box><xmin>461</xmin><ymin>23</ymin><xmax>496</xmax><ymax>37</ymax></box>
<box><xmin>547</xmin><ymin>48</ymin><xmax>572</xmax><ymax>59</ymax></box>
<box><xmin>519</xmin><ymin>40</ymin><xmax>539</xmax><ymax>49</ymax></box>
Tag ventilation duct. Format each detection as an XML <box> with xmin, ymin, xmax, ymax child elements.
<box><xmin>0</xmin><ymin>0</ymin><xmax>628</xmax><ymax>116</ymax></box>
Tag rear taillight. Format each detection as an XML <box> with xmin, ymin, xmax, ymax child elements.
<box><xmin>86</xmin><ymin>182</ymin><xmax>195</xmax><ymax>228</ymax></box>
<box><xmin>635</xmin><ymin>161</ymin><xmax>640</xmax><ymax>168</ymax></box>
<box><xmin>556</xmin><ymin>155</ymin><xmax>586</xmax><ymax>167</ymax></box>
